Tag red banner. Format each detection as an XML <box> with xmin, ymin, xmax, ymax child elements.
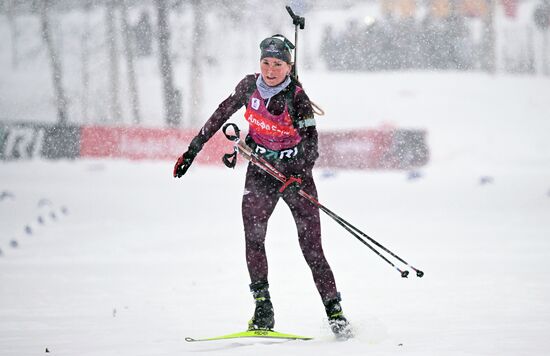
<box><xmin>80</xmin><ymin>125</ymin><xmax>428</xmax><ymax>170</ymax></box>
<box><xmin>80</xmin><ymin>126</ymin><xmax>231</xmax><ymax>164</ymax></box>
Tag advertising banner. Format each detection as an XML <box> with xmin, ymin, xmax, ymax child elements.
<box><xmin>317</xmin><ymin>129</ymin><xmax>429</xmax><ymax>169</ymax></box>
<box><xmin>0</xmin><ymin>122</ymin><xmax>80</xmax><ymax>160</ymax></box>
<box><xmin>2</xmin><ymin>122</ymin><xmax>429</xmax><ymax>170</ymax></box>
<box><xmin>80</xmin><ymin>125</ymin><xmax>428</xmax><ymax>169</ymax></box>
<box><xmin>80</xmin><ymin>126</ymin><xmax>232</xmax><ymax>164</ymax></box>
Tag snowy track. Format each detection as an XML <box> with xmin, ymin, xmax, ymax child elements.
<box><xmin>2</xmin><ymin>70</ymin><xmax>550</xmax><ymax>356</ymax></box>
<box><xmin>1</xmin><ymin>153</ymin><xmax>549</xmax><ymax>355</ymax></box>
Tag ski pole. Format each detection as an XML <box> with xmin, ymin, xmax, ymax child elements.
<box><xmin>221</xmin><ymin>124</ymin><xmax>424</xmax><ymax>278</ymax></box>
<box><xmin>285</xmin><ymin>6</ymin><xmax>325</xmax><ymax>116</ymax></box>
<box><xmin>285</xmin><ymin>6</ymin><xmax>304</xmax><ymax>81</ymax></box>
<box><xmin>238</xmin><ymin>140</ymin><xmax>412</xmax><ymax>278</ymax></box>
<box><xmin>317</xmin><ymin>200</ymin><xmax>424</xmax><ymax>278</ymax></box>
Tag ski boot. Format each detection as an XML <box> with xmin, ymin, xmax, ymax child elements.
<box><xmin>248</xmin><ymin>281</ymin><xmax>275</xmax><ymax>330</ymax></box>
<box><xmin>324</xmin><ymin>294</ymin><xmax>353</xmax><ymax>340</ymax></box>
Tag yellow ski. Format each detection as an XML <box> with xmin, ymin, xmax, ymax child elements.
<box><xmin>185</xmin><ymin>329</ymin><xmax>313</xmax><ymax>342</ymax></box>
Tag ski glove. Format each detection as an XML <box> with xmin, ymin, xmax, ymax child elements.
<box><xmin>174</xmin><ymin>137</ymin><xmax>205</xmax><ymax>178</ymax></box>
<box><xmin>173</xmin><ymin>150</ymin><xmax>197</xmax><ymax>178</ymax></box>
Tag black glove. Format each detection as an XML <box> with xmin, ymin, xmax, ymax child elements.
<box><xmin>174</xmin><ymin>137</ymin><xmax>204</xmax><ymax>178</ymax></box>
<box><xmin>173</xmin><ymin>149</ymin><xmax>197</xmax><ymax>178</ymax></box>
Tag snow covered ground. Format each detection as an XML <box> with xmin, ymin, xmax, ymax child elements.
<box><xmin>1</xmin><ymin>72</ymin><xmax>550</xmax><ymax>356</ymax></box>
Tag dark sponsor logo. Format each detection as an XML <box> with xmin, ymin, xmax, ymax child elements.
<box><xmin>0</xmin><ymin>123</ymin><xmax>80</xmax><ymax>160</ymax></box>
<box><xmin>0</xmin><ymin>124</ymin><xmax>45</xmax><ymax>159</ymax></box>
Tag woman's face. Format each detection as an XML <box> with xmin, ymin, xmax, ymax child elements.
<box><xmin>260</xmin><ymin>57</ymin><xmax>291</xmax><ymax>87</ymax></box>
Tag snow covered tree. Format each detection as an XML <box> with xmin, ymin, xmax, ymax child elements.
<box><xmin>120</xmin><ymin>0</ymin><xmax>141</xmax><ymax>124</ymax></box>
<box><xmin>40</xmin><ymin>0</ymin><xmax>69</xmax><ymax>124</ymax></box>
<box><xmin>188</xmin><ymin>0</ymin><xmax>205</xmax><ymax>128</ymax></box>
<box><xmin>155</xmin><ymin>0</ymin><xmax>182</xmax><ymax>127</ymax></box>
<box><xmin>105</xmin><ymin>0</ymin><xmax>122</xmax><ymax>122</ymax></box>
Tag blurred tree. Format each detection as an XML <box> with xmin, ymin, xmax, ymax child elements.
<box><xmin>134</xmin><ymin>9</ymin><xmax>153</xmax><ymax>57</ymax></box>
<box><xmin>120</xmin><ymin>0</ymin><xmax>141</xmax><ymax>124</ymax></box>
<box><xmin>6</xmin><ymin>0</ymin><xmax>20</xmax><ymax>69</ymax></box>
<box><xmin>155</xmin><ymin>0</ymin><xmax>182</xmax><ymax>126</ymax></box>
<box><xmin>40</xmin><ymin>0</ymin><xmax>69</xmax><ymax>124</ymax></box>
<box><xmin>533</xmin><ymin>2</ymin><xmax>550</xmax><ymax>75</ymax></box>
<box><xmin>106</xmin><ymin>0</ymin><xmax>122</xmax><ymax>122</ymax></box>
<box><xmin>481</xmin><ymin>0</ymin><xmax>496</xmax><ymax>73</ymax></box>
<box><xmin>189</xmin><ymin>0</ymin><xmax>204</xmax><ymax>127</ymax></box>
<box><xmin>81</xmin><ymin>0</ymin><xmax>92</xmax><ymax>122</ymax></box>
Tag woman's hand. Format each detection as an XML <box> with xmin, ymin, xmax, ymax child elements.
<box><xmin>173</xmin><ymin>150</ymin><xmax>197</xmax><ymax>178</ymax></box>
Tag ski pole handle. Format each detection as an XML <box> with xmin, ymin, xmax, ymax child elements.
<box><xmin>285</xmin><ymin>6</ymin><xmax>305</xmax><ymax>29</ymax></box>
<box><xmin>221</xmin><ymin>123</ymin><xmax>241</xmax><ymax>168</ymax></box>
<box><xmin>222</xmin><ymin>151</ymin><xmax>238</xmax><ymax>168</ymax></box>
<box><xmin>222</xmin><ymin>123</ymin><xmax>241</xmax><ymax>142</ymax></box>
